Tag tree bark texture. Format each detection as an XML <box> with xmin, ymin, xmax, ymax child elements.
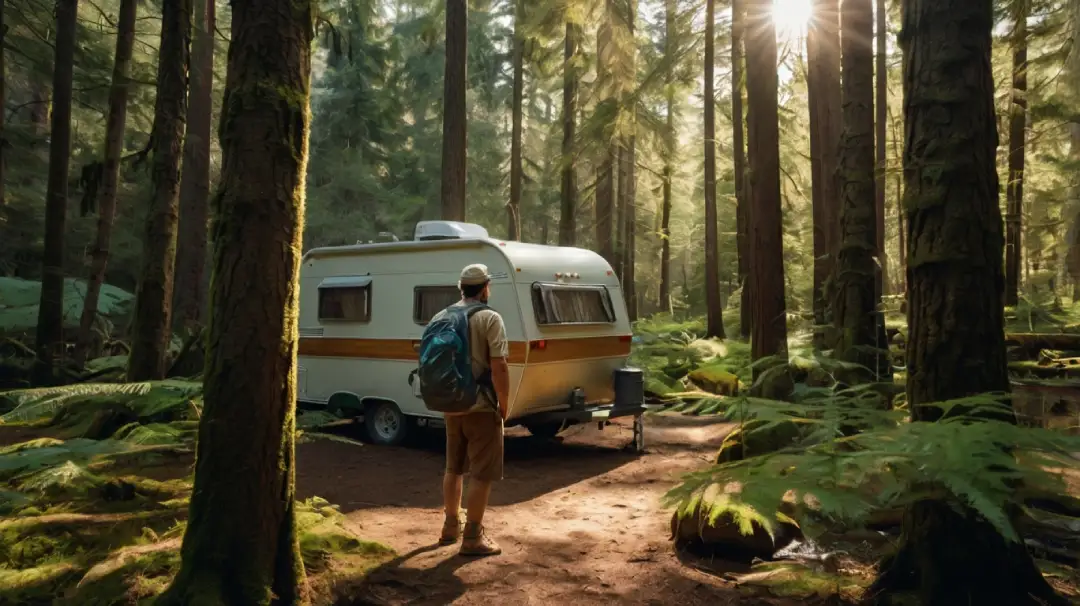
<box><xmin>703</xmin><ymin>0</ymin><xmax>725</xmax><ymax>339</ymax></box>
<box><xmin>32</xmin><ymin>0</ymin><xmax>78</xmax><ymax>385</ymax></box>
<box><xmin>559</xmin><ymin>21</ymin><xmax>580</xmax><ymax>247</ymax></box>
<box><xmin>745</xmin><ymin>0</ymin><xmax>786</xmax><ymax>361</ymax></box>
<box><xmin>1004</xmin><ymin>0</ymin><xmax>1028</xmax><ymax>307</ymax></box>
<box><xmin>868</xmin><ymin>1</ymin><xmax>1064</xmax><ymax>602</ymax></box>
<box><xmin>875</xmin><ymin>0</ymin><xmax>889</xmax><ymax>296</ymax></box>
<box><xmin>597</xmin><ymin>147</ymin><xmax>615</xmax><ymax>268</ymax></box>
<box><xmin>834</xmin><ymin>0</ymin><xmax>889</xmax><ymax>378</ymax></box>
<box><xmin>127</xmin><ymin>0</ymin><xmax>192</xmax><ymax>382</ymax></box>
<box><xmin>173</xmin><ymin>0</ymin><xmax>216</xmax><ymax>332</ymax></box>
<box><xmin>73</xmin><ymin>0</ymin><xmax>138</xmax><ymax>369</ymax></box>
<box><xmin>440</xmin><ymin>0</ymin><xmax>467</xmax><ymax>222</ymax></box>
<box><xmin>0</xmin><ymin>0</ymin><xmax>6</xmax><ymax>209</ymax></box>
<box><xmin>156</xmin><ymin>0</ymin><xmax>314</xmax><ymax>602</ymax></box>
<box><xmin>732</xmin><ymin>0</ymin><xmax>750</xmax><ymax>338</ymax></box>
<box><xmin>807</xmin><ymin>0</ymin><xmax>842</xmax><ymax>350</ymax></box>
<box><xmin>508</xmin><ymin>0</ymin><xmax>523</xmax><ymax>240</ymax></box>
<box><xmin>621</xmin><ymin>0</ymin><xmax>638</xmax><ymax>320</ymax></box>
<box><xmin>890</xmin><ymin>105</ymin><xmax>905</xmax><ymax>293</ymax></box>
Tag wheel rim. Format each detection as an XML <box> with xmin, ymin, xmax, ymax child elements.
<box><xmin>373</xmin><ymin>405</ymin><xmax>399</xmax><ymax>440</ymax></box>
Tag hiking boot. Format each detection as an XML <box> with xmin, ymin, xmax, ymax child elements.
<box><xmin>439</xmin><ymin>516</ymin><xmax>461</xmax><ymax>545</ymax></box>
<box><xmin>460</xmin><ymin>522</ymin><xmax>501</xmax><ymax>557</ymax></box>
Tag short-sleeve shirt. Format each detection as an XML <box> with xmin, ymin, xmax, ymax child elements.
<box><xmin>445</xmin><ymin>300</ymin><xmax>508</xmax><ymax>415</ymax></box>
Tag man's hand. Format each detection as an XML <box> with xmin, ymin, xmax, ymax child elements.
<box><xmin>499</xmin><ymin>403</ymin><xmax>509</xmax><ymax>421</ymax></box>
<box><xmin>491</xmin><ymin>357</ymin><xmax>510</xmax><ymax>421</ymax></box>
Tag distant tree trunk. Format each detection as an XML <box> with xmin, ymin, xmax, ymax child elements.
<box><xmin>1066</xmin><ymin>123</ymin><xmax>1080</xmax><ymax>300</ymax></box>
<box><xmin>559</xmin><ymin>21</ymin><xmax>579</xmax><ymax>247</ymax></box>
<box><xmin>1004</xmin><ymin>0</ymin><xmax>1028</xmax><ymax>307</ymax></box>
<box><xmin>622</xmin><ymin>0</ymin><xmax>638</xmax><ymax>321</ymax></box>
<box><xmin>0</xmin><ymin>0</ymin><xmax>6</xmax><ymax>209</ymax></box>
<box><xmin>597</xmin><ymin>148</ymin><xmax>615</xmax><ymax>268</ymax></box>
<box><xmin>155</xmin><ymin>0</ymin><xmax>313</xmax><ymax>602</ymax></box>
<box><xmin>834</xmin><ymin>0</ymin><xmax>888</xmax><ymax>379</ymax></box>
<box><xmin>703</xmin><ymin>0</ymin><xmax>725</xmax><ymax>339</ymax></box>
<box><xmin>875</xmin><ymin>0</ymin><xmax>888</xmax><ymax>295</ymax></box>
<box><xmin>173</xmin><ymin>0</ymin><xmax>215</xmax><ymax>332</ymax></box>
<box><xmin>732</xmin><ymin>0</ymin><xmax>750</xmax><ymax>338</ymax></box>
<box><xmin>441</xmin><ymin>0</ymin><xmax>467</xmax><ymax>222</ymax></box>
<box><xmin>508</xmin><ymin>0</ymin><xmax>523</xmax><ymax>240</ymax></box>
<box><xmin>867</xmin><ymin>0</ymin><xmax>1066</xmax><ymax>602</ymax></box>
<box><xmin>31</xmin><ymin>0</ymin><xmax>78</xmax><ymax>385</ymax></box>
<box><xmin>127</xmin><ymin>0</ymin><xmax>192</xmax><ymax>382</ymax></box>
<box><xmin>807</xmin><ymin>0</ymin><xmax>841</xmax><ymax>349</ymax></box>
<box><xmin>890</xmin><ymin>105</ymin><xmax>905</xmax><ymax>293</ymax></box>
<box><xmin>745</xmin><ymin>0</ymin><xmax>786</xmax><ymax>362</ymax></box>
<box><xmin>658</xmin><ymin>0</ymin><xmax>676</xmax><ymax>314</ymax></box>
<box><xmin>72</xmin><ymin>0</ymin><xmax>138</xmax><ymax>369</ymax></box>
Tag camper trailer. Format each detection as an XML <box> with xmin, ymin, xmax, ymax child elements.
<box><xmin>296</xmin><ymin>221</ymin><xmax>647</xmax><ymax>452</ymax></box>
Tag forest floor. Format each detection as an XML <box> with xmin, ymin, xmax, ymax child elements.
<box><xmin>294</xmin><ymin>414</ymin><xmax>831</xmax><ymax>606</ymax></box>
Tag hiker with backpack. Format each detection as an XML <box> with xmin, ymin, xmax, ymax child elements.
<box><xmin>417</xmin><ymin>263</ymin><xmax>510</xmax><ymax>557</ymax></box>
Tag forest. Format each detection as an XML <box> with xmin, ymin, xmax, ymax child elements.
<box><xmin>2</xmin><ymin>0</ymin><xmax>1080</xmax><ymax>603</ymax></box>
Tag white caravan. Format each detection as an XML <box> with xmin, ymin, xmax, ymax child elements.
<box><xmin>296</xmin><ymin>220</ymin><xmax>647</xmax><ymax>451</ymax></box>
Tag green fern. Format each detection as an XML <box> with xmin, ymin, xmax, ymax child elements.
<box><xmin>0</xmin><ymin>383</ymin><xmax>152</xmax><ymax>424</ymax></box>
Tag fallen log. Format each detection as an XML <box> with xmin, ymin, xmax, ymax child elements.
<box><xmin>1005</xmin><ymin>333</ymin><xmax>1080</xmax><ymax>357</ymax></box>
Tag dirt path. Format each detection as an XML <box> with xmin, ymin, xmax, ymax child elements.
<box><xmin>296</xmin><ymin>415</ymin><xmax>794</xmax><ymax>605</ymax></box>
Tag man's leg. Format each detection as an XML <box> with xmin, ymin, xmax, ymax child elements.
<box><xmin>441</xmin><ymin>415</ymin><xmax>468</xmax><ymax>545</ymax></box>
<box><xmin>460</xmin><ymin>412</ymin><xmax>504</xmax><ymax>556</ymax></box>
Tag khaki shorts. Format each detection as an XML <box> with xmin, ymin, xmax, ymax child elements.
<box><xmin>445</xmin><ymin>411</ymin><xmax>504</xmax><ymax>482</ymax></box>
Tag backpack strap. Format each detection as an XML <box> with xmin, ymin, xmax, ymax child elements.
<box><xmin>460</xmin><ymin>301</ymin><xmax>498</xmax><ymax>408</ymax></box>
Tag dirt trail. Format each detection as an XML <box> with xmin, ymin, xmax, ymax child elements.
<box><xmin>296</xmin><ymin>415</ymin><xmax>792</xmax><ymax>605</ymax></box>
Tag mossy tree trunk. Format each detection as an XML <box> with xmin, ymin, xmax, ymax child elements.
<box><xmin>745</xmin><ymin>0</ymin><xmax>786</xmax><ymax>364</ymax></box>
<box><xmin>703</xmin><ymin>0</ymin><xmax>725</xmax><ymax>339</ymax></box>
<box><xmin>74</xmin><ymin>0</ymin><xmax>137</xmax><ymax>369</ymax></box>
<box><xmin>868</xmin><ymin>0</ymin><xmax>1064</xmax><ymax>602</ymax></box>
<box><xmin>875</xmin><ymin>0</ymin><xmax>888</xmax><ymax>296</ymax></box>
<box><xmin>659</xmin><ymin>0</ymin><xmax>675</xmax><ymax>313</ymax></box>
<box><xmin>558</xmin><ymin>20</ymin><xmax>580</xmax><ymax>247</ymax></box>
<box><xmin>441</xmin><ymin>0</ymin><xmax>467</xmax><ymax>222</ymax></box>
<box><xmin>127</xmin><ymin>0</ymin><xmax>192</xmax><ymax>382</ymax></box>
<box><xmin>32</xmin><ymin>0</ymin><xmax>78</xmax><ymax>385</ymax></box>
<box><xmin>732</xmin><ymin>0</ymin><xmax>750</xmax><ymax>339</ymax></box>
<box><xmin>156</xmin><ymin>0</ymin><xmax>314</xmax><ymax>602</ymax></box>
<box><xmin>1004</xmin><ymin>0</ymin><xmax>1028</xmax><ymax>308</ymax></box>
<box><xmin>173</xmin><ymin>0</ymin><xmax>215</xmax><ymax>332</ymax></box>
<box><xmin>807</xmin><ymin>0</ymin><xmax>841</xmax><ymax>350</ymax></box>
<box><xmin>622</xmin><ymin>0</ymin><xmax>638</xmax><ymax>321</ymax></box>
<box><xmin>508</xmin><ymin>0</ymin><xmax>523</xmax><ymax>240</ymax></box>
<box><xmin>596</xmin><ymin>146</ymin><xmax>615</xmax><ymax>267</ymax></box>
<box><xmin>834</xmin><ymin>0</ymin><xmax>889</xmax><ymax>379</ymax></box>
<box><xmin>0</xmin><ymin>0</ymin><xmax>6</xmax><ymax>209</ymax></box>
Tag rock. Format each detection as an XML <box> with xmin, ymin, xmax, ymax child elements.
<box><xmin>715</xmin><ymin>419</ymin><xmax>802</xmax><ymax>463</ymax></box>
<box><xmin>671</xmin><ymin>501</ymin><xmax>802</xmax><ymax>562</ymax></box>
<box><xmin>687</xmin><ymin>365</ymin><xmax>740</xmax><ymax>396</ymax></box>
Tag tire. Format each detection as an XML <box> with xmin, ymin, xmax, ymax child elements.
<box><xmin>524</xmin><ymin>422</ymin><xmax>563</xmax><ymax>439</ymax></box>
<box><xmin>364</xmin><ymin>401</ymin><xmax>409</xmax><ymax>446</ymax></box>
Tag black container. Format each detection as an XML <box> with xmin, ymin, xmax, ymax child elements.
<box><xmin>613</xmin><ymin>367</ymin><xmax>644</xmax><ymax>409</ymax></box>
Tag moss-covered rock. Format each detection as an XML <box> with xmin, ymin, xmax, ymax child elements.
<box><xmin>715</xmin><ymin>420</ymin><xmax>802</xmax><ymax>463</ymax></box>
<box><xmin>687</xmin><ymin>364</ymin><xmax>741</xmax><ymax>396</ymax></box>
<box><xmin>670</xmin><ymin>498</ymin><xmax>802</xmax><ymax>562</ymax></box>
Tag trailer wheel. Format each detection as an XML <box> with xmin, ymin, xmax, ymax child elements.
<box><xmin>524</xmin><ymin>422</ymin><xmax>563</xmax><ymax>439</ymax></box>
<box><xmin>365</xmin><ymin>400</ymin><xmax>408</xmax><ymax>446</ymax></box>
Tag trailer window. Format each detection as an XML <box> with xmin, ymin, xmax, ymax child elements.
<box><xmin>414</xmin><ymin>286</ymin><xmax>461</xmax><ymax>324</ymax></box>
<box><xmin>532</xmin><ymin>283</ymin><xmax>615</xmax><ymax>325</ymax></box>
<box><xmin>318</xmin><ymin>276</ymin><xmax>371</xmax><ymax>322</ymax></box>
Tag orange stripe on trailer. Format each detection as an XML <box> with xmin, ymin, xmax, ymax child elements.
<box><xmin>297</xmin><ymin>335</ymin><xmax>631</xmax><ymax>364</ymax></box>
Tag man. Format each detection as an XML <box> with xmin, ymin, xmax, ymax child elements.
<box><xmin>437</xmin><ymin>264</ymin><xmax>510</xmax><ymax>556</ymax></box>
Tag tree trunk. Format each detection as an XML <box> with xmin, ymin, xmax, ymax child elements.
<box><xmin>508</xmin><ymin>0</ymin><xmax>523</xmax><ymax>240</ymax></box>
<box><xmin>658</xmin><ymin>0</ymin><xmax>676</xmax><ymax>314</ymax></box>
<box><xmin>745</xmin><ymin>0</ymin><xmax>785</xmax><ymax>361</ymax></box>
<box><xmin>875</xmin><ymin>0</ymin><xmax>888</xmax><ymax>296</ymax></box>
<box><xmin>173</xmin><ymin>0</ymin><xmax>215</xmax><ymax>333</ymax></box>
<box><xmin>622</xmin><ymin>0</ymin><xmax>638</xmax><ymax>321</ymax></box>
<box><xmin>72</xmin><ymin>0</ymin><xmax>138</xmax><ymax>369</ymax></box>
<box><xmin>890</xmin><ymin>104</ymin><xmax>905</xmax><ymax>293</ymax></box>
<box><xmin>834</xmin><ymin>0</ymin><xmax>889</xmax><ymax>379</ymax></box>
<box><xmin>597</xmin><ymin>147</ymin><xmax>615</xmax><ymax>268</ymax></box>
<box><xmin>127</xmin><ymin>0</ymin><xmax>192</xmax><ymax>382</ymax></box>
<box><xmin>155</xmin><ymin>0</ymin><xmax>313</xmax><ymax>602</ymax></box>
<box><xmin>868</xmin><ymin>0</ymin><xmax>1064</xmax><ymax>602</ymax></box>
<box><xmin>807</xmin><ymin>0</ymin><xmax>842</xmax><ymax>349</ymax></box>
<box><xmin>0</xmin><ymin>0</ymin><xmax>6</xmax><ymax>209</ymax></box>
<box><xmin>732</xmin><ymin>0</ymin><xmax>750</xmax><ymax>338</ymax></box>
<box><xmin>1004</xmin><ymin>0</ymin><xmax>1028</xmax><ymax>308</ymax></box>
<box><xmin>32</xmin><ymin>0</ymin><xmax>78</xmax><ymax>385</ymax></box>
<box><xmin>559</xmin><ymin>21</ymin><xmax>579</xmax><ymax>247</ymax></box>
<box><xmin>703</xmin><ymin>0</ymin><xmax>725</xmax><ymax>339</ymax></box>
<box><xmin>441</xmin><ymin>0</ymin><xmax>467</xmax><ymax>222</ymax></box>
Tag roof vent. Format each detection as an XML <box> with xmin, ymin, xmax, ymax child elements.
<box><xmin>413</xmin><ymin>221</ymin><xmax>489</xmax><ymax>241</ymax></box>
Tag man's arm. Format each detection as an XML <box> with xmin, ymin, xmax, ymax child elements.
<box><xmin>490</xmin><ymin>357</ymin><xmax>510</xmax><ymax>420</ymax></box>
<box><xmin>484</xmin><ymin>312</ymin><xmax>511</xmax><ymax>420</ymax></box>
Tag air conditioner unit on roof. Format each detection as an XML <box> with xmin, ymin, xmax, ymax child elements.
<box><xmin>413</xmin><ymin>221</ymin><xmax>490</xmax><ymax>241</ymax></box>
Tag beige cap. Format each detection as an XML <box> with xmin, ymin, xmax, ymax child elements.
<box><xmin>459</xmin><ymin>263</ymin><xmax>491</xmax><ymax>286</ymax></box>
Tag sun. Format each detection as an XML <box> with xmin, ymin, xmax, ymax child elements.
<box><xmin>772</xmin><ymin>0</ymin><xmax>813</xmax><ymax>38</ymax></box>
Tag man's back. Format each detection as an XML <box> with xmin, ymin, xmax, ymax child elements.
<box><xmin>432</xmin><ymin>302</ymin><xmax>507</xmax><ymax>414</ymax></box>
